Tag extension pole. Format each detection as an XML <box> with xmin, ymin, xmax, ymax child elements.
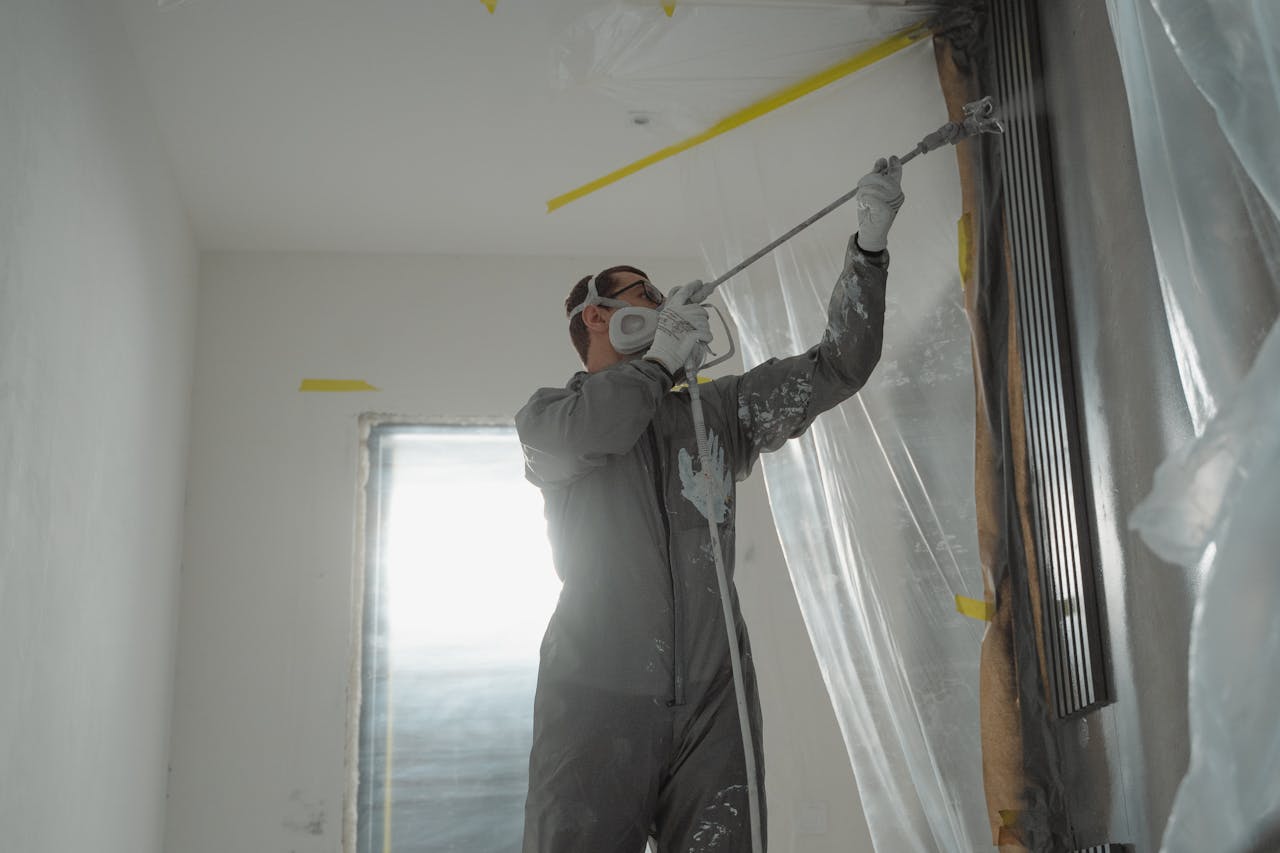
<box><xmin>702</xmin><ymin>96</ymin><xmax>1004</xmax><ymax>297</ymax></box>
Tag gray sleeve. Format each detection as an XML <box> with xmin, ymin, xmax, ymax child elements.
<box><xmin>729</xmin><ymin>235</ymin><xmax>888</xmax><ymax>478</ymax></box>
<box><xmin>515</xmin><ymin>358</ymin><xmax>672</xmax><ymax>486</ymax></box>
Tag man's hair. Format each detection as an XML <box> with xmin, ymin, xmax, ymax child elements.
<box><xmin>566</xmin><ymin>265</ymin><xmax>649</xmax><ymax>365</ymax></box>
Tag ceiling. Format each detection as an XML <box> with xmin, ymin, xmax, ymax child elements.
<box><xmin>115</xmin><ymin>0</ymin><xmax>930</xmax><ymax>258</ymax></box>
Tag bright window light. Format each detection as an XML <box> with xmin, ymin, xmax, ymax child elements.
<box><xmin>355</xmin><ymin>424</ymin><xmax>560</xmax><ymax>853</ymax></box>
<box><xmin>383</xmin><ymin>429</ymin><xmax>560</xmax><ymax>657</ymax></box>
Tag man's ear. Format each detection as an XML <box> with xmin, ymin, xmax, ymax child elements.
<box><xmin>582</xmin><ymin>304</ymin><xmax>610</xmax><ymax>334</ymax></box>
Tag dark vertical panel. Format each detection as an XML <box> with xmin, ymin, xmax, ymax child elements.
<box><xmin>990</xmin><ymin>0</ymin><xmax>1108</xmax><ymax>718</ymax></box>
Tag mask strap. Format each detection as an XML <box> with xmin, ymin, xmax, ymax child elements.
<box><xmin>568</xmin><ymin>276</ymin><xmax>628</xmax><ymax>320</ymax></box>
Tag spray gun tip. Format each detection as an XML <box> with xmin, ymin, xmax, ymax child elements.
<box><xmin>965</xmin><ymin>95</ymin><xmax>996</xmax><ymax>116</ymax></box>
<box><xmin>970</xmin><ymin>97</ymin><xmax>1006</xmax><ymax>134</ymax></box>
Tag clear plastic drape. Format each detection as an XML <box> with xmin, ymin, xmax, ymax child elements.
<box><xmin>557</xmin><ymin>6</ymin><xmax>991</xmax><ymax>850</ymax></box>
<box><xmin>1106</xmin><ymin>1</ymin><xmax>1280</xmax><ymax>850</ymax></box>
<box><xmin>554</xmin><ymin>2</ymin><xmax>935</xmax><ymax>134</ymax></box>
<box><xmin>680</xmin><ymin>40</ymin><xmax>989</xmax><ymax>852</ymax></box>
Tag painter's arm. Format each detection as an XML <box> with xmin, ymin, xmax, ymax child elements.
<box><xmin>728</xmin><ymin>235</ymin><xmax>888</xmax><ymax>475</ymax></box>
<box><xmin>516</xmin><ymin>359</ymin><xmax>671</xmax><ymax>486</ymax></box>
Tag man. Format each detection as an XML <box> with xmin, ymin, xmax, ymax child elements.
<box><xmin>516</xmin><ymin>158</ymin><xmax>904</xmax><ymax>852</ymax></box>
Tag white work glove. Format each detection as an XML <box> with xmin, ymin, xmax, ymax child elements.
<box><xmin>855</xmin><ymin>156</ymin><xmax>905</xmax><ymax>252</ymax></box>
<box><xmin>644</xmin><ymin>282</ymin><xmax>712</xmax><ymax>376</ymax></box>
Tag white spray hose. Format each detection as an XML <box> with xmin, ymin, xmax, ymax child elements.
<box><xmin>683</xmin><ymin>349</ymin><xmax>765</xmax><ymax>853</ymax></box>
<box><xmin>676</xmin><ymin>97</ymin><xmax>1004</xmax><ymax>853</ymax></box>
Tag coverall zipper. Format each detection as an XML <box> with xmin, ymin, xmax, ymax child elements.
<box><xmin>647</xmin><ymin>423</ymin><xmax>685</xmax><ymax>706</ymax></box>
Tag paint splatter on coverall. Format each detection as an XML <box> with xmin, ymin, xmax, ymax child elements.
<box><xmin>516</xmin><ymin>237</ymin><xmax>888</xmax><ymax>852</ymax></box>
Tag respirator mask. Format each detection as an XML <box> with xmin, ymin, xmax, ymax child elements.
<box><xmin>568</xmin><ymin>277</ymin><xmax>664</xmax><ymax>355</ymax></box>
<box><xmin>569</xmin><ymin>275</ymin><xmax>736</xmax><ymax>369</ymax></box>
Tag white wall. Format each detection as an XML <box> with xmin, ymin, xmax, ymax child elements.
<box><xmin>171</xmin><ymin>250</ymin><xmax>872</xmax><ymax>852</ymax></box>
<box><xmin>0</xmin><ymin>3</ymin><xmax>198</xmax><ymax>853</ymax></box>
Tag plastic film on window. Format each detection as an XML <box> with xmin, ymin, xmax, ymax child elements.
<box><xmin>1108</xmin><ymin>1</ymin><xmax>1280</xmax><ymax>850</ymax></box>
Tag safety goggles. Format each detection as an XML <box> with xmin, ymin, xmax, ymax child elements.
<box><xmin>568</xmin><ymin>276</ymin><xmax>665</xmax><ymax>319</ymax></box>
<box><xmin>609</xmin><ymin>279</ymin><xmax>665</xmax><ymax>306</ymax></box>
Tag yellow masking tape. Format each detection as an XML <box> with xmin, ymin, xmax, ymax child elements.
<box><xmin>481</xmin><ymin>0</ymin><xmax>497</xmax><ymax>12</ymax></box>
<box><xmin>547</xmin><ymin>20</ymin><xmax>932</xmax><ymax>212</ymax></box>
<box><xmin>663</xmin><ymin>1</ymin><xmax>676</xmax><ymax>16</ymax></box>
<box><xmin>958</xmin><ymin>212</ymin><xmax>973</xmax><ymax>286</ymax></box>
<box><xmin>955</xmin><ymin>595</ymin><xmax>994</xmax><ymax>622</ymax></box>
<box><xmin>299</xmin><ymin>379</ymin><xmax>380</xmax><ymax>392</ymax></box>
<box><xmin>672</xmin><ymin>376</ymin><xmax>716</xmax><ymax>391</ymax></box>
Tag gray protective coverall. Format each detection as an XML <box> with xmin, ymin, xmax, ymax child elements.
<box><xmin>516</xmin><ymin>237</ymin><xmax>888</xmax><ymax>853</ymax></box>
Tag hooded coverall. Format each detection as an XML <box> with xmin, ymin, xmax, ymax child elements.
<box><xmin>516</xmin><ymin>237</ymin><xmax>888</xmax><ymax>853</ymax></box>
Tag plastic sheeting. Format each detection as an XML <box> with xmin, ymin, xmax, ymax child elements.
<box><xmin>679</xmin><ymin>42</ymin><xmax>992</xmax><ymax>850</ymax></box>
<box><xmin>554</xmin><ymin>2</ymin><xmax>936</xmax><ymax>134</ymax></box>
<box><xmin>556</xmin><ymin>5</ymin><xmax>992</xmax><ymax>851</ymax></box>
<box><xmin>1107</xmin><ymin>1</ymin><xmax>1280</xmax><ymax>850</ymax></box>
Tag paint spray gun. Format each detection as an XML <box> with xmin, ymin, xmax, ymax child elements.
<box><xmin>678</xmin><ymin>96</ymin><xmax>1005</xmax><ymax>853</ymax></box>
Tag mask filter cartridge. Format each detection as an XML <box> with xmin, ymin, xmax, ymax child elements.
<box><xmin>609</xmin><ymin>307</ymin><xmax>659</xmax><ymax>355</ymax></box>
